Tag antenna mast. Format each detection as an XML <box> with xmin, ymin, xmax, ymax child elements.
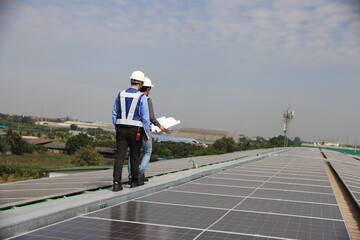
<box><xmin>283</xmin><ymin>109</ymin><xmax>295</xmax><ymax>147</ymax></box>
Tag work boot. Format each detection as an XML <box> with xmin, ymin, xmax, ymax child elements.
<box><xmin>113</xmin><ymin>182</ymin><xmax>123</xmax><ymax>192</ymax></box>
<box><xmin>130</xmin><ymin>179</ymin><xmax>144</xmax><ymax>188</ymax></box>
<box><xmin>140</xmin><ymin>174</ymin><xmax>149</xmax><ymax>182</ymax></box>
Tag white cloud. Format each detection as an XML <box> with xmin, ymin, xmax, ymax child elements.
<box><xmin>1</xmin><ymin>0</ymin><xmax>359</xmax><ymax>143</ymax></box>
<box><xmin>2</xmin><ymin>0</ymin><xmax>359</xmax><ymax>66</ymax></box>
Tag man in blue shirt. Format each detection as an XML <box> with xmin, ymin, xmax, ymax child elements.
<box><xmin>112</xmin><ymin>70</ymin><xmax>151</xmax><ymax>191</ymax></box>
<box><xmin>128</xmin><ymin>77</ymin><xmax>166</xmax><ymax>184</ymax></box>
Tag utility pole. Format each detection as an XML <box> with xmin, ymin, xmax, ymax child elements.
<box><xmin>283</xmin><ymin>109</ymin><xmax>295</xmax><ymax>148</ymax></box>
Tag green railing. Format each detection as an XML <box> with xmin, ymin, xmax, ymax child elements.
<box><xmin>300</xmin><ymin>145</ymin><xmax>359</xmax><ymax>155</ymax></box>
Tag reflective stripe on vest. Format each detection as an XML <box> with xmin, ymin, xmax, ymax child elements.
<box><xmin>115</xmin><ymin>91</ymin><xmax>144</xmax><ymax>127</ymax></box>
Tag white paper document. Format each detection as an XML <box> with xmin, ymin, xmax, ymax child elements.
<box><xmin>151</xmin><ymin>116</ymin><xmax>181</xmax><ymax>132</ymax></box>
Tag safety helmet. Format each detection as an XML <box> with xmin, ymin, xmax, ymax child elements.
<box><xmin>130</xmin><ymin>71</ymin><xmax>145</xmax><ymax>82</ymax></box>
<box><xmin>143</xmin><ymin>77</ymin><xmax>154</xmax><ymax>87</ymax></box>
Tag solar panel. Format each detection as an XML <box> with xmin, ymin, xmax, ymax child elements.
<box><xmin>14</xmin><ymin>217</ymin><xmax>202</xmax><ymax>240</ymax></box>
<box><xmin>250</xmin><ymin>188</ymin><xmax>338</xmax><ymax>204</ymax></box>
<box><xmin>275</xmin><ymin>173</ymin><xmax>329</xmax><ymax>180</ymax></box>
<box><xmin>0</xmin><ymin>149</ymin><xmax>273</xmax><ymax>210</ymax></box>
<box><xmin>235</xmin><ymin>198</ymin><xmax>343</xmax><ymax>219</ymax></box>
<box><xmin>195</xmin><ymin>231</ymin><xmax>271</xmax><ymax>240</ymax></box>
<box><xmin>209</xmin><ymin>211</ymin><xmax>349</xmax><ymax>240</ymax></box>
<box><xmin>9</xmin><ymin>149</ymin><xmax>353</xmax><ymax>240</ymax></box>
<box><xmin>171</xmin><ymin>183</ymin><xmax>256</xmax><ymax>197</ymax></box>
<box><xmin>327</xmin><ymin>156</ymin><xmax>360</xmax><ymax>208</ymax></box>
<box><xmin>211</xmin><ymin>172</ymin><xmax>270</xmax><ymax>182</ymax></box>
<box><xmin>138</xmin><ymin>190</ymin><xmax>243</xmax><ymax>209</ymax></box>
<box><xmin>268</xmin><ymin>177</ymin><xmax>331</xmax><ymax>187</ymax></box>
<box><xmin>193</xmin><ymin>177</ymin><xmax>263</xmax><ymax>188</ymax></box>
<box><xmin>260</xmin><ymin>182</ymin><xmax>334</xmax><ymax>194</ymax></box>
<box><xmin>87</xmin><ymin>201</ymin><xmax>228</xmax><ymax>229</ymax></box>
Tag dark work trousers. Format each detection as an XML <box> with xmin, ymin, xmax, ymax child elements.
<box><xmin>113</xmin><ymin>126</ymin><xmax>143</xmax><ymax>183</ymax></box>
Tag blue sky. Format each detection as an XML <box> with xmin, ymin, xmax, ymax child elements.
<box><xmin>1</xmin><ymin>0</ymin><xmax>359</xmax><ymax>144</ymax></box>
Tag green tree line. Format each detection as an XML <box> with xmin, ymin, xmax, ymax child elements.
<box><xmin>0</xmin><ymin>165</ymin><xmax>48</xmax><ymax>182</ymax></box>
<box><xmin>0</xmin><ymin>129</ymin><xmax>46</xmax><ymax>155</ymax></box>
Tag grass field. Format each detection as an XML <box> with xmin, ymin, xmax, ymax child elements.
<box><xmin>0</xmin><ymin>152</ymin><xmax>74</xmax><ymax>169</ymax></box>
<box><xmin>0</xmin><ymin>152</ymin><xmax>115</xmax><ymax>183</ymax></box>
<box><xmin>0</xmin><ymin>152</ymin><xmax>114</xmax><ymax>169</ymax></box>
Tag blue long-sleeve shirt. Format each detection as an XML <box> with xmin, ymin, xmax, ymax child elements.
<box><xmin>112</xmin><ymin>86</ymin><xmax>151</xmax><ymax>137</ymax></box>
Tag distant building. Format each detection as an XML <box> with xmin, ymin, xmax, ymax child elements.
<box><xmin>69</xmin><ymin>130</ymin><xmax>89</xmax><ymax>136</ymax></box>
<box><xmin>36</xmin><ymin>121</ymin><xmax>115</xmax><ymax>132</ymax></box>
<box><xmin>152</xmin><ymin>134</ymin><xmax>198</xmax><ymax>144</ymax></box>
<box><xmin>43</xmin><ymin>142</ymin><xmax>116</xmax><ymax>157</ymax></box>
<box><xmin>245</xmin><ymin>136</ymin><xmax>257</xmax><ymax>141</ymax></box>
<box><xmin>43</xmin><ymin>142</ymin><xmax>66</xmax><ymax>153</ymax></box>
<box><xmin>164</xmin><ymin>128</ymin><xmax>239</xmax><ymax>145</ymax></box>
<box><xmin>22</xmin><ymin>136</ymin><xmax>53</xmax><ymax>145</ymax></box>
<box><xmin>314</xmin><ymin>139</ymin><xmax>340</xmax><ymax>147</ymax></box>
<box><xmin>35</xmin><ymin>117</ymin><xmax>58</xmax><ymax>122</ymax></box>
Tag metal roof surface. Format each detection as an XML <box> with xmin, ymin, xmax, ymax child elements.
<box><xmin>6</xmin><ymin>148</ymin><xmax>355</xmax><ymax>240</ymax></box>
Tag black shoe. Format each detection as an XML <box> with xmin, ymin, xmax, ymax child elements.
<box><xmin>130</xmin><ymin>180</ymin><xmax>144</xmax><ymax>188</ymax></box>
<box><xmin>113</xmin><ymin>182</ymin><xmax>123</xmax><ymax>192</ymax></box>
<box><xmin>128</xmin><ymin>178</ymin><xmax>132</xmax><ymax>185</ymax></box>
<box><xmin>140</xmin><ymin>174</ymin><xmax>149</xmax><ymax>182</ymax></box>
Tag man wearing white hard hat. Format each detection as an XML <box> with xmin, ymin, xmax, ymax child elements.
<box><xmin>128</xmin><ymin>77</ymin><xmax>166</xmax><ymax>183</ymax></box>
<box><xmin>112</xmin><ymin>70</ymin><xmax>151</xmax><ymax>191</ymax></box>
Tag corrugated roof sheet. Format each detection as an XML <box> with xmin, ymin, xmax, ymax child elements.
<box><xmin>23</xmin><ymin>138</ymin><xmax>53</xmax><ymax>145</ymax></box>
<box><xmin>43</xmin><ymin>142</ymin><xmax>66</xmax><ymax>149</ymax></box>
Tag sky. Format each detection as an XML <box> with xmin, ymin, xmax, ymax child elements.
<box><xmin>0</xmin><ymin>0</ymin><xmax>360</xmax><ymax>144</ymax></box>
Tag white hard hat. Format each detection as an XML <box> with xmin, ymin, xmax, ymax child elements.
<box><xmin>130</xmin><ymin>71</ymin><xmax>145</xmax><ymax>82</ymax></box>
<box><xmin>143</xmin><ymin>77</ymin><xmax>154</xmax><ymax>87</ymax></box>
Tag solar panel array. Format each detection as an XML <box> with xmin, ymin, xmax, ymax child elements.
<box><xmin>12</xmin><ymin>148</ymin><xmax>352</xmax><ymax>240</ymax></box>
<box><xmin>323</xmin><ymin>149</ymin><xmax>360</xmax><ymax>208</ymax></box>
<box><xmin>323</xmin><ymin>149</ymin><xmax>360</xmax><ymax>165</ymax></box>
<box><xmin>0</xmin><ymin>149</ymin><xmax>272</xmax><ymax>210</ymax></box>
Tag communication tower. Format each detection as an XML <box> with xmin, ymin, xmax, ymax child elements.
<box><xmin>283</xmin><ymin>109</ymin><xmax>295</xmax><ymax>147</ymax></box>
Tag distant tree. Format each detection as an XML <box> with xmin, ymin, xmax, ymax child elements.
<box><xmin>95</xmin><ymin>139</ymin><xmax>116</xmax><ymax>148</ymax></box>
<box><xmin>66</xmin><ymin>133</ymin><xmax>94</xmax><ymax>154</ymax></box>
<box><xmin>25</xmin><ymin>130</ymin><xmax>32</xmax><ymax>136</ymax></box>
<box><xmin>70</xmin><ymin>124</ymin><xmax>78</xmax><ymax>130</ymax></box>
<box><xmin>4</xmin><ymin>129</ymin><xmax>34</xmax><ymax>154</ymax></box>
<box><xmin>268</xmin><ymin>135</ymin><xmax>285</xmax><ymax>147</ymax></box>
<box><xmin>21</xmin><ymin>116</ymin><xmax>35</xmax><ymax>125</ymax></box>
<box><xmin>5</xmin><ymin>129</ymin><xmax>21</xmax><ymax>150</ymax></box>
<box><xmin>161</xmin><ymin>148</ymin><xmax>172</xmax><ymax>159</ymax></box>
<box><xmin>239</xmin><ymin>140</ymin><xmax>252</xmax><ymax>150</ymax></box>
<box><xmin>268</xmin><ymin>135</ymin><xmax>299</xmax><ymax>147</ymax></box>
<box><xmin>294</xmin><ymin>136</ymin><xmax>301</xmax><ymax>144</ymax></box>
<box><xmin>213</xmin><ymin>137</ymin><xmax>240</xmax><ymax>153</ymax></box>
<box><xmin>149</xmin><ymin>140</ymin><xmax>222</xmax><ymax>161</ymax></box>
<box><xmin>0</xmin><ymin>137</ymin><xmax>10</xmax><ymax>153</ymax></box>
<box><xmin>54</xmin><ymin>132</ymin><xmax>70</xmax><ymax>143</ymax></box>
<box><xmin>72</xmin><ymin>145</ymin><xmax>100</xmax><ymax>166</ymax></box>
<box><xmin>0</xmin><ymin>113</ymin><xmax>35</xmax><ymax>126</ymax></box>
<box><xmin>47</xmin><ymin>133</ymin><xmax>54</xmax><ymax>139</ymax></box>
